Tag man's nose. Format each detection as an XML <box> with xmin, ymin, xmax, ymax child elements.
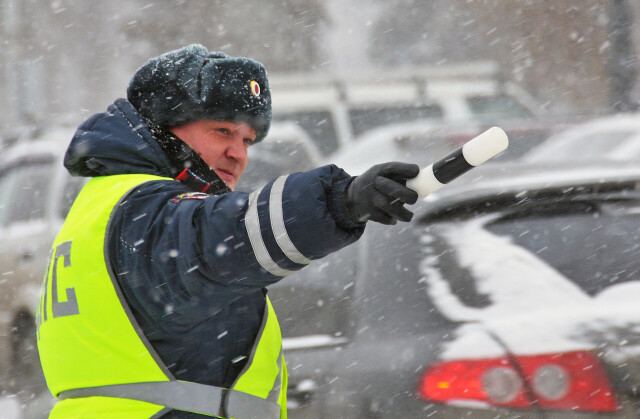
<box><xmin>226</xmin><ymin>137</ymin><xmax>248</xmax><ymax>163</ymax></box>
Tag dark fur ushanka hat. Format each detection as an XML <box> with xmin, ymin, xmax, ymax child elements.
<box><xmin>127</xmin><ymin>44</ymin><xmax>271</xmax><ymax>143</ymax></box>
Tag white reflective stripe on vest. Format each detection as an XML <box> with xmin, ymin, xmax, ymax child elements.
<box><xmin>58</xmin><ymin>381</ymin><xmax>281</xmax><ymax>419</ymax></box>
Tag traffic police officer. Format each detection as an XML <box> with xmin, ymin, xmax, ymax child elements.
<box><xmin>36</xmin><ymin>44</ymin><xmax>419</xmax><ymax>418</ymax></box>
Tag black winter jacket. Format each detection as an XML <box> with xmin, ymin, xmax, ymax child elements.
<box><xmin>63</xmin><ymin>99</ymin><xmax>364</xmax><ymax>417</ymax></box>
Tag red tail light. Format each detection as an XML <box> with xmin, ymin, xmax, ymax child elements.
<box><xmin>418</xmin><ymin>351</ymin><xmax>617</xmax><ymax>412</ymax></box>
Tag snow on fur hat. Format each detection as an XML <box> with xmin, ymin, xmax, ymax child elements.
<box><xmin>127</xmin><ymin>44</ymin><xmax>271</xmax><ymax>143</ymax></box>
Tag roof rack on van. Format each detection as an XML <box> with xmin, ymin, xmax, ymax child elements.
<box><xmin>269</xmin><ymin>61</ymin><xmax>509</xmax><ymax>111</ymax></box>
<box><xmin>268</xmin><ymin>61</ymin><xmax>502</xmax><ymax>89</ymax></box>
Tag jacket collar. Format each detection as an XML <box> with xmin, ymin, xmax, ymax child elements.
<box><xmin>64</xmin><ymin>98</ymin><xmax>229</xmax><ymax>194</ymax></box>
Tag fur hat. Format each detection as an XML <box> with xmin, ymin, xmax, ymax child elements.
<box><xmin>127</xmin><ymin>44</ymin><xmax>271</xmax><ymax>143</ymax></box>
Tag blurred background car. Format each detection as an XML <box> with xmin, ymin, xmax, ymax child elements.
<box><xmin>521</xmin><ymin>113</ymin><xmax>640</xmax><ymax>164</ymax></box>
<box><xmin>269</xmin><ymin>159</ymin><xmax>640</xmax><ymax>418</ymax></box>
<box><xmin>326</xmin><ymin>119</ymin><xmax>558</xmax><ymax>175</ymax></box>
<box><xmin>325</xmin><ymin>121</ymin><xmax>470</xmax><ymax>174</ymax></box>
<box><xmin>0</xmin><ymin>127</ymin><xmax>83</xmax><ymax>401</ymax></box>
<box><xmin>235</xmin><ymin>122</ymin><xmax>322</xmax><ymax>192</ymax></box>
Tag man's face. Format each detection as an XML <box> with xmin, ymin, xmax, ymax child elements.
<box><xmin>170</xmin><ymin>119</ymin><xmax>256</xmax><ymax>190</ymax></box>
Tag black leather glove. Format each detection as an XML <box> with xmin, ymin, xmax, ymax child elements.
<box><xmin>345</xmin><ymin>162</ymin><xmax>420</xmax><ymax>225</ymax></box>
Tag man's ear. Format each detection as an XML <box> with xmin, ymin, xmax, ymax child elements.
<box><xmin>169</xmin><ymin>124</ymin><xmax>191</xmax><ymax>146</ymax></box>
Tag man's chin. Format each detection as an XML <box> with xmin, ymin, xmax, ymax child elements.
<box><xmin>215</xmin><ymin>170</ymin><xmax>237</xmax><ymax>190</ymax></box>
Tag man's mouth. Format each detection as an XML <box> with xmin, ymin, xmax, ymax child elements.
<box><xmin>216</xmin><ymin>168</ymin><xmax>235</xmax><ymax>183</ymax></box>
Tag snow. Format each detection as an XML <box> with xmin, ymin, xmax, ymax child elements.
<box><xmin>0</xmin><ymin>392</ymin><xmax>55</xmax><ymax>419</ymax></box>
<box><xmin>0</xmin><ymin>397</ymin><xmax>20</xmax><ymax>419</ymax></box>
<box><xmin>421</xmin><ymin>217</ymin><xmax>640</xmax><ymax>362</ymax></box>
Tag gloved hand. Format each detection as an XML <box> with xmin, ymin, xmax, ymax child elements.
<box><xmin>345</xmin><ymin>162</ymin><xmax>420</xmax><ymax>225</ymax></box>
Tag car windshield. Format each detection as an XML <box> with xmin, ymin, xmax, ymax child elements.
<box><xmin>273</xmin><ymin>111</ymin><xmax>339</xmax><ymax>156</ymax></box>
<box><xmin>426</xmin><ymin>198</ymin><xmax>640</xmax><ymax>302</ymax></box>
<box><xmin>485</xmin><ymin>200</ymin><xmax>640</xmax><ymax>296</ymax></box>
<box><xmin>421</xmin><ymin>196</ymin><xmax>640</xmax><ymax>357</ymax></box>
<box><xmin>331</xmin><ymin>134</ymin><xmax>460</xmax><ymax>175</ymax></box>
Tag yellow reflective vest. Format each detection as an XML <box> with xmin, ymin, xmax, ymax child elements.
<box><xmin>36</xmin><ymin>174</ymin><xmax>287</xmax><ymax>418</ymax></box>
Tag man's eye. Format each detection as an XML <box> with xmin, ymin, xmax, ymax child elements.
<box><xmin>244</xmin><ymin>138</ymin><xmax>255</xmax><ymax>146</ymax></box>
<box><xmin>218</xmin><ymin>128</ymin><xmax>230</xmax><ymax>135</ymax></box>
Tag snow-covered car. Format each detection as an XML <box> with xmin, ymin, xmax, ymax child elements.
<box><xmin>270</xmin><ymin>159</ymin><xmax>640</xmax><ymax>418</ymax></box>
<box><xmin>522</xmin><ymin>113</ymin><xmax>640</xmax><ymax>163</ymax></box>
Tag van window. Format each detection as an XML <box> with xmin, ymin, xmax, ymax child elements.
<box><xmin>350</xmin><ymin>104</ymin><xmax>443</xmax><ymax>137</ymax></box>
<box><xmin>236</xmin><ymin>137</ymin><xmax>319</xmax><ymax>192</ymax></box>
<box><xmin>467</xmin><ymin>95</ymin><xmax>533</xmax><ymax>120</ymax></box>
<box><xmin>0</xmin><ymin>161</ymin><xmax>54</xmax><ymax>227</ymax></box>
<box><xmin>273</xmin><ymin>111</ymin><xmax>339</xmax><ymax>155</ymax></box>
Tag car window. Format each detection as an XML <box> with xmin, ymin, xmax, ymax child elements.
<box><xmin>467</xmin><ymin>95</ymin><xmax>533</xmax><ymax>120</ymax></box>
<box><xmin>273</xmin><ymin>111</ymin><xmax>339</xmax><ymax>156</ymax></box>
<box><xmin>350</xmin><ymin>104</ymin><xmax>443</xmax><ymax>137</ymax></box>
<box><xmin>417</xmin><ymin>198</ymin><xmax>640</xmax><ymax>335</ymax></box>
<box><xmin>484</xmin><ymin>200</ymin><xmax>640</xmax><ymax>296</ymax></box>
<box><xmin>525</xmin><ymin>130</ymin><xmax>637</xmax><ymax>162</ymax></box>
<box><xmin>236</xmin><ymin>138</ymin><xmax>319</xmax><ymax>192</ymax></box>
<box><xmin>60</xmin><ymin>176</ymin><xmax>88</xmax><ymax>218</ymax></box>
<box><xmin>352</xmin><ymin>223</ymin><xmax>458</xmax><ymax>340</ymax></box>
<box><xmin>0</xmin><ymin>161</ymin><xmax>54</xmax><ymax>228</ymax></box>
<box><xmin>269</xmin><ymin>244</ymin><xmax>358</xmax><ymax>341</ymax></box>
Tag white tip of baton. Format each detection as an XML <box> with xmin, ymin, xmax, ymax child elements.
<box><xmin>406</xmin><ymin>163</ymin><xmax>443</xmax><ymax>200</ymax></box>
<box><xmin>406</xmin><ymin>127</ymin><xmax>509</xmax><ymax>200</ymax></box>
<box><xmin>462</xmin><ymin>126</ymin><xmax>509</xmax><ymax>166</ymax></box>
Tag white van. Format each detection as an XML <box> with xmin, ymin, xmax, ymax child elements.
<box><xmin>269</xmin><ymin>61</ymin><xmax>543</xmax><ymax>156</ymax></box>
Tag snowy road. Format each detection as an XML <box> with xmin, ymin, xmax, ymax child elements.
<box><xmin>0</xmin><ymin>397</ymin><xmax>21</xmax><ymax>419</ymax></box>
<box><xmin>0</xmin><ymin>393</ymin><xmax>54</xmax><ymax>419</ymax></box>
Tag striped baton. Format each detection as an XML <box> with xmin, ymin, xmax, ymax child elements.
<box><xmin>406</xmin><ymin>126</ymin><xmax>509</xmax><ymax>199</ymax></box>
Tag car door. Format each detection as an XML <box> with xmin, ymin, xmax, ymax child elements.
<box><xmin>0</xmin><ymin>158</ymin><xmax>57</xmax><ymax>386</ymax></box>
<box><xmin>268</xmin><ymin>243</ymin><xmax>358</xmax><ymax>418</ymax></box>
<box><xmin>0</xmin><ymin>158</ymin><xmax>57</xmax><ymax>309</ymax></box>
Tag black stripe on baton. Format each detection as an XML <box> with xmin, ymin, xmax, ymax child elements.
<box><xmin>432</xmin><ymin>147</ymin><xmax>474</xmax><ymax>184</ymax></box>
